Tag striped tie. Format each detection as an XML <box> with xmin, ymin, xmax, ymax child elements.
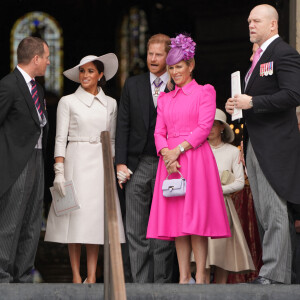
<box><xmin>30</xmin><ymin>80</ymin><xmax>44</xmax><ymax>117</ymax></box>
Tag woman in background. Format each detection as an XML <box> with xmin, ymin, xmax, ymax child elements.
<box><xmin>205</xmin><ymin>109</ymin><xmax>255</xmax><ymax>283</ymax></box>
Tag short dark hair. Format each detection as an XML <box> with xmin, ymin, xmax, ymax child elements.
<box><xmin>147</xmin><ymin>33</ymin><xmax>171</xmax><ymax>54</ymax></box>
<box><xmin>92</xmin><ymin>60</ymin><xmax>106</xmax><ymax>87</ymax></box>
<box><xmin>17</xmin><ymin>36</ymin><xmax>48</xmax><ymax>65</ymax></box>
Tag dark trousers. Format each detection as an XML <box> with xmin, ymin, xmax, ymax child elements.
<box><xmin>0</xmin><ymin>150</ymin><xmax>44</xmax><ymax>283</ymax></box>
<box><xmin>289</xmin><ymin>202</ymin><xmax>300</xmax><ymax>284</ymax></box>
<box><xmin>125</xmin><ymin>155</ymin><xmax>175</xmax><ymax>283</ymax></box>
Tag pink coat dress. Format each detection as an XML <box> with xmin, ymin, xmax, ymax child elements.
<box><xmin>147</xmin><ymin>80</ymin><xmax>231</xmax><ymax>241</ymax></box>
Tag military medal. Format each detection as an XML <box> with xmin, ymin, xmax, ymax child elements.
<box><xmin>264</xmin><ymin>63</ymin><xmax>268</xmax><ymax>76</ymax></box>
<box><xmin>260</xmin><ymin>64</ymin><xmax>264</xmax><ymax>77</ymax></box>
<box><xmin>153</xmin><ymin>78</ymin><xmax>163</xmax><ymax>96</ymax></box>
<box><xmin>268</xmin><ymin>61</ymin><xmax>273</xmax><ymax>75</ymax></box>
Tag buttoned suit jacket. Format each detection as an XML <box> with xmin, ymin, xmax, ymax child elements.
<box><xmin>243</xmin><ymin>37</ymin><xmax>300</xmax><ymax>204</ymax></box>
<box><xmin>115</xmin><ymin>72</ymin><xmax>168</xmax><ymax>171</ymax></box>
<box><xmin>0</xmin><ymin>68</ymin><xmax>49</xmax><ymax>198</ymax></box>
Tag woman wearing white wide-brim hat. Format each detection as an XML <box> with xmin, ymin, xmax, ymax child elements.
<box><xmin>205</xmin><ymin>108</ymin><xmax>255</xmax><ymax>283</ymax></box>
<box><xmin>45</xmin><ymin>54</ymin><xmax>125</xmax><ymax>284</ymax></box>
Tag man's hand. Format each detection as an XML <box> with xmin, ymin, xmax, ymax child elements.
<box><xmin>225</xmin><ymin>97</ymin><xmax>235</xmax><ymax>115</ymax></box>
<box><xmin>116</xmin><ymin>164</ymin><xmax>133</xmax><ymax>189</ymax></box>
<box><xmin>226</xmin><ymin>94</ymin><xmax>252</xmax><ymax>114</ymax></box>
<box><xmin>233</xmin><ymin>94</ymin><xmax>252</xmax><ymax>110</ymax></box>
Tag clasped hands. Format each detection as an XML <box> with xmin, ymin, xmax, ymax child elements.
<box><xmin>161</xmin><ymin>147</ymin><xmax>181</xmax><ymax>174</ymax></box>
<box><xmin>116</xmin><ymin>164</ymin><xmax>133</xmax><ymax>189</ymax></box>
<box><xmin>225</xmin><ymin>94</ymin><xmax>252</xmax><ymax>114</ymax></box>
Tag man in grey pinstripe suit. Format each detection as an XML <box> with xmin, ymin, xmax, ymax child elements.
<box><xmin>0</xmin><ymin>37</ymin><xmax>49</xmax><ymax>283</ymax></box>
<box><xmin>226</xmin><ymin>5</ymin><xmax>300</xmax><ymax>284</ymax></box>
<box><xmin>115</xmin><ymin>34</ymin><xmax>175</xmax><ymax>283</ymax></box>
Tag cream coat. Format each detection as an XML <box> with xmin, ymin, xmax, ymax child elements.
<box><xmin>45</xmin><ymin>86</ymin><xmax>125</xmax><ymax>244</ymax></box>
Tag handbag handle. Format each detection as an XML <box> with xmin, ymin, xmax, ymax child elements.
<box><xmin>166</xmin><ymin>171</ymin><xmax>185</xmax><ymax>180</ymax></box>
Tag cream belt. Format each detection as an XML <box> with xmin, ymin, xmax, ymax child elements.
<box><xmin>67</xmin><ymin>136</ymin><xmax>101</xmax><ymax>143</ymax></box>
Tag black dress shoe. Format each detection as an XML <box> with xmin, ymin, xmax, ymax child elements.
<box><xmin>250</xmin><ymin>276</ymin><xmax>282</xmax><ymax>284</ymax></box>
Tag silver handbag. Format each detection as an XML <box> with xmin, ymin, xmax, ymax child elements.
<box><xmin>162</xmin><ymin>171</ymin><xmax>186</xmax><ymax>197</ymax></box>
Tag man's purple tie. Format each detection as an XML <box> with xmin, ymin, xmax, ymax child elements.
<box><xmin>246</xmin><ymin>47</ymin><xmax>263</xmax><ymax>80</ymax></box>
<box><xmin>30</xmin><ymin>80</ymin><xmax>43</xmax><ymax>117</ymax></box>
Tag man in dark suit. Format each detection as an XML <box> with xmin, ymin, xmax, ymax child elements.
<box><xmin>115</xmin><ymin>34</ymin><xmax>175</xmax><ymax>283</ymax></box>
<box><xmin>226</xmin><ymin>4</ymin><xmax>300</xmax><ymax>284</ymax></box>
<box><xmin>0</xmin><ymin>37</ymin><xmax>50</xmax><ymax>283</ymax></box>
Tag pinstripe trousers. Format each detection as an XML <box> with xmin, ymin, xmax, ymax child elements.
<box><xmin>125</xmin><ymin>155</ymin><xmax>175</xmax><ymax>283</ymax></box>
<box><xmin>0</xmin><ymin>150</ymin><xmax>44</xmax><ymax>283</ymax></box>
<box><xmin>246</xmin><ymin>140</ymin><xmax>292</xmax><ymax>283</ymax></box>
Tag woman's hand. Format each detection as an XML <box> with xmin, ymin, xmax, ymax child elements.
<box><xmin>167</xmin><ymin>161</ymin><xmax>181</xmax><ymax>174</ymax></box>
<box><xmin>163</xmin><ymin>147</ymin><xmax>181</xmax><ymax>168</ymax></box>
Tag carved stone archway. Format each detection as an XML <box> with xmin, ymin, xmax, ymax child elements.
<box><xmin>11</xmin><ymin>11</ymin><xmax>63</xmax><ymax>96</ymax></box>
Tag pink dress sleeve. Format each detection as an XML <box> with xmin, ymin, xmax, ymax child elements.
<box><xmin>154</xmin><ymin>92</ymin><xmax>169</xmax><ymax>155</ymax></box>
<box><xmin>185</xmin><ymin>84</ymin><xmax>216</xmax><ymax>148</ymax></box>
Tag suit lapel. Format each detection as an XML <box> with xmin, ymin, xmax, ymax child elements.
<box><xmin>138</xmin><ymin>73</ymin><xmax>152</xmax><ymax>130</ymax></box>
<box><xmin>245</xmin><ymin>37</ymin><xmax>281</xmax><ymax>94</ymax></box>
<box><xmin>14</xmin><ymin>68</ymin><xmax>40</xmax><ymax>126</ymax></box>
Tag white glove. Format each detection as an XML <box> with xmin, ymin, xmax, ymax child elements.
<box><xmin>117</xmin><ymin>168</ymin><xmax>133</xmax><ymax>183</ymax></box>
<box><xmin>53</xmin><ymin>162</ymin><xmax>66</xmax><ymax>197</ymax></box>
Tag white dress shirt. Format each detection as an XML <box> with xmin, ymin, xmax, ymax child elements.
<box><xmin>150</xmin><ymin>71</ymin><xmax>169</xmax><ymax>107</ymax></box>
<box><xmin>17</xmin><ymin>65</ymin><xmax>46</xmax><ymax>149</ymax></box>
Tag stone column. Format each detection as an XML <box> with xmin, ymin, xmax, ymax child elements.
<box><xmin>289</xmin><ymin>0</ymin><xmax>300</xmax><ymax>52</ymax></box>
<box><xmin>290</xmin><ymin>0</ymin><xmax>300</xmax><ymax>115</ymax></box>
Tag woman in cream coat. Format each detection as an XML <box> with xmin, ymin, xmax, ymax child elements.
<box><xmin>45</xmin><ymin>54</ymin><xmax>125</xmax><ymax>284</ymax></box>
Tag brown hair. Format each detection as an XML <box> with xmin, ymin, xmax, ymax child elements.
<box><xmin>17</xmin><ymin>36</ymin><xmax>48</xmax><ymax>65</ymax></box>
<box><xmin>147</xmin><ymin>33</ymin><xmax>171</xmax><ymax>54</ymax></box>
<box><xmin>92</xmin><ymin>60</ymin><xmax>106</xmax><ymax>87</ymax></box>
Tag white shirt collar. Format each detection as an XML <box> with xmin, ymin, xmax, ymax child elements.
<box><xmin>17</xmin><ymin>65</ymin><xmax>34</xmax><ymax>85</ymax></box>
<box><xmin>259</xmin><ymin>34</ymin><xmax>279</xmax><ymax>56</ymax></box>
<box><xmin>150</xmin><ymin>71</ymin><xmax>169</xmax><ymax>84</ymax></box>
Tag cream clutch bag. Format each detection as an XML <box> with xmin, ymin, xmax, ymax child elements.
<box><xmin>221</xmin><ymin>170</ymin><xmax>235</xmax><ymax>185</ymax></box>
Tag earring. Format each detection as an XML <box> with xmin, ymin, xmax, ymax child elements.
<box><xmin>221</xmin><ymin>131</ymin><xmax>224</xmax><ymax>134</ymax></box>
<box><xmin>98</xmin><ymin>78</ymin><xmax>100</xmax><ymax>81</ymax></box>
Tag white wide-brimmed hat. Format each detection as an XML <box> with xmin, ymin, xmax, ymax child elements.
<box><xmin>63</xmin><ymin>53</ymin><xmax>118</xmax><ymax>83</ymax></box>
<box><xmin>215</xmin><ymin>108</ymin><xmax>235</xmax><ymax>143</ymax></box>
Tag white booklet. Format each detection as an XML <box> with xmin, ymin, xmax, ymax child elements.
<box><xmin>50</xmin><ymin>180</ymin><xmax>80</xmax><ymax>216</ymax></box>
<box><xmin>231</xmin><ymin>71</ymin><xmax>243</xmax><ymax>121</ymax></box>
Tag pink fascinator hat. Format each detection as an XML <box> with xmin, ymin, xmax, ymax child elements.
<box><xmin>166</xmin><ymin>34</ymin><xmax>196</xmax><ymax>66</ymax></box>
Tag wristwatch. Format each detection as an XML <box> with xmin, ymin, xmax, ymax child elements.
<box><xmin>178</xmin><ymin>144</ymin><xmax>185</xmax><ymax>154</ymax></box>
<box><xmin>249</xmin><ymin>97</ymin><xmax>253</xmax><ymax>108</ymax></box>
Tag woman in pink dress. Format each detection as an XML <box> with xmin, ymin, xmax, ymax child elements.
<box><xmin>147</xmin><ymin>34</ymin><xmax>231</xmax><ymax>284</ymax></box>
